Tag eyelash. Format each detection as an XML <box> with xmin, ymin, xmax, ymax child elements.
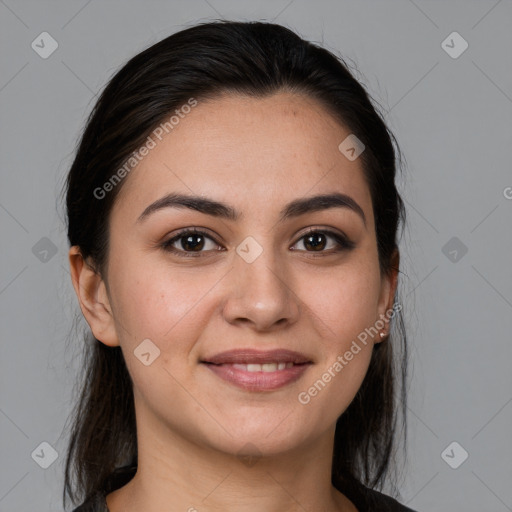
<box><xmin>160</xmin><ymin>227</ymin><xmax>355</xmax><ymax>258</ymax></box>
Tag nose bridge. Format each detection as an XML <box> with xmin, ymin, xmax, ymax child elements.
<box><xmin>222</xmin><ymin>233</ymin><xmax>299</xmax><ymax>329</ymax></box>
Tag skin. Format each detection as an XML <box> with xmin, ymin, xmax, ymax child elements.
<box><xmin>69</xmin><ymin>91</ymin><xmax>399</xmax><ymax>512</ymax></box>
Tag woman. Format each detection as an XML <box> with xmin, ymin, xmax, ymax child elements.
<box><xmin>62</xmin><ymin>20</ymin><xmax>414</xmax><ymax>512</ymax></box>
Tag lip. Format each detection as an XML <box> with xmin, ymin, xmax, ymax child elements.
<box><xmin>201</xmin><ymin>348</ymin><xmax>313</xmax><ymax>365</ymax></box>
<box><xmin>200</xmin><ymin>349</ymin><xmax>313</xmax><ymax>392</ymax></box>
<box><xmin>202</xmin><ymin>362</ymin><xmax>311</xmax><ymax>391</ymax></box>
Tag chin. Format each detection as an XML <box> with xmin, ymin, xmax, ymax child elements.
<box><xmin>203</xmin><ymin>423</ymin><xmax>310</xmax><ymax>460</ymax></box>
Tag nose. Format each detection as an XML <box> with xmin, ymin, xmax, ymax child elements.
<box><xmin>221</xmin><ymin>241</ymin><xmax>300</xmax><ymax>332</ymax></box>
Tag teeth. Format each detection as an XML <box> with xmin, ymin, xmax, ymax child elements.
<box><xmin>231</xmin><ymin>362</ymin><xmax>295</xmax><ymax>372</ymax></box>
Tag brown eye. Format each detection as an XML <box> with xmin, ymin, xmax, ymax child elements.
<box><xmin>178</xmin><ymin>233</ymin><xmax>206</xmax><ymax>251</ymax></box>
<box><xmin>162</xmin><ymin>229</ymin><xmax>222</xmax><ymax>257</ymax></box>
<box><xmin>291</xmin><ymin>229</ymin><xmax>355</xmax><ymax>254</ymax></box>
<box><xmin>303</xmin><ymin>232</ymin><xmax>327</xmax><ymax>251</ymax></box>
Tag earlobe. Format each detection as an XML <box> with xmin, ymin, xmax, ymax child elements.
<box><xmin>68</xmin><ymin>246</ymin><xmax>120</xmax><ymax>347</ymax></box>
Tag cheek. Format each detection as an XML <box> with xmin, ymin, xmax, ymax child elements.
<box><xmin>108</xmin><ymin>256</ymin><xmax>225</xmax><ymax>389</ymax></box>
<box><xmin>301</xmin><ymin>261</ymin><xmax>381</xmax><ymax>348</ymax></box>
<box><xmin>294</xmin><ymin>261</ymin><xmax>380</xmax><ymax>408</ymax></box>
<box><xmin>110</xmin><ymin>262</ymin><xmax>213</xmax><ymax>401</ymax></box>
<box><xmin>110</xmin><ymin>255</ymin><xmax>211</xmax><ymax>339</ymax></box>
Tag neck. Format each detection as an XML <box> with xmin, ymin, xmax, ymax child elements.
<box><xmin>106</xmin><ymin>401</ymin><xmax>356</xmax><ymax>512</ymax></box>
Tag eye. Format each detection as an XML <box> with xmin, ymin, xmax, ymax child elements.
<box><xmin>291</xmin><ymin>228</ymin><xmax>355</xmax><ymax>255</ymax></box>
<box><xmin>161</xmin><ymin>228</ymin><xmax>223</xmax><ymax>258</ymax></box>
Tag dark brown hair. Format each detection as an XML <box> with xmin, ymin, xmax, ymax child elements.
<box><xmin>61</xmin><ymin>19</ymin><xmax>408</xmax><ymax>510</ymax></box>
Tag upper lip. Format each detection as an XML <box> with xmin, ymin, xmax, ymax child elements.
<box><xmin>201</xmin><ymin>349</ymin><xmax>313</xmax><ymax>365</ymax></box>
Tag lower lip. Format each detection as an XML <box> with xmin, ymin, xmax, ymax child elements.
<box><xmin>202</xmin><ymin>363</ymin><xmax>311</xmax><ymax>391</ymax></box>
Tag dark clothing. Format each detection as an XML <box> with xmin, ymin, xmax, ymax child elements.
<box><xmin>71</xmin><ymin>465</ymin><xmax>417</xmax><ymax>512</ymax></box>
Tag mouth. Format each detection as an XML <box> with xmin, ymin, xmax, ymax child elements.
<box><xmin>201</xmin><ymin>348</ymin><xmax>313</xmax><ymax>365</ymax></box>
<box><xmin>200</xmin><ymin>349</ymin><xmax>313</xmax><ymax>391</ymax></box>
<box><xmin>212</xmin><ymin>361</ymin><xmax>298</xmax><ymax>371</ymax></box>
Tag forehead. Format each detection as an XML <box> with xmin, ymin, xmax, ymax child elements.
<box><xmin>111</xmin><ymin>91</ymin><xmax>373</xmax><ymax>227</ymax></box>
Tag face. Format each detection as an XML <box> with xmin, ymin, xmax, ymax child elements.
<box><xmin>73</xmin><ymin>91</ymin><xmax>397</xmax><ymax>459</ymax></box>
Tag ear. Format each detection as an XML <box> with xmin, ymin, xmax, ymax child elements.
<box><xmin>68</xmin><ymin>246</ymin><xmax>119</xmax><ymax>347</ymax></box>
<box><xmin>375</xmin><ymin>247</ymin><xmax>400</xmax><ymax>343</ymax></box>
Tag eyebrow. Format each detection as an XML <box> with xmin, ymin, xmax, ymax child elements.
<box><xmin>136</xmin><ymin>192</ymin><xmax>366</xmax><ymax>227</ymax></box>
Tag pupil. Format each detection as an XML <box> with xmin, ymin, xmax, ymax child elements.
<box><xmin>182</xmin><ymin>234</ymin><xmax>204</xmax><ymax>251</ymax></box>
<box><xmin>305</xmin><ymin>233</ymin><xmax>325</xmax><ymax>251</ymax></box>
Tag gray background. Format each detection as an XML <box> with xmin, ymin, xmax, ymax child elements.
<box><xmin>1</xmin><ymin>1</ymin><xmax>511</xmax><ymax>511</ymax></box>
